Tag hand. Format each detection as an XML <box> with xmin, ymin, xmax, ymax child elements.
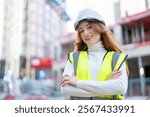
<box><xmin>109</xmin><ymin>70</ymin><xmax>122</xmax><ymax>80</ymax></box>
<box><xmin>61</xmin><ymin>74</ymin><xmax>78</xmax><ymax>87</ymax></box>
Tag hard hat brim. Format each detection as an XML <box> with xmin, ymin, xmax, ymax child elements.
<box><xmin>74</xmin><ymin>18</ymin><xmax>105</xmax><ymax>30</ymax></box>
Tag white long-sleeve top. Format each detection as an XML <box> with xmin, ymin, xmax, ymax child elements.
<box><xmin>61</xmin><ymin>41</ymin><xmax>128</xmax><ymax>97</ymax></box>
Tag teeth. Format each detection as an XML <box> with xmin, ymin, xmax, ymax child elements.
<box><xmin>86</xmin><ymin>36</ymin><xmax>92</xmax><ymax>40</ymax></box>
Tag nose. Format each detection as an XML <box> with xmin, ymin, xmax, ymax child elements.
<box><xmin>83</xmin><ymin>29</ymin><xmax>89</xmax><ymax>36</ymax></box>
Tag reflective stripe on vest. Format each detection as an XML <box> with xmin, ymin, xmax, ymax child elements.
<box><xmin>69</xmin><ymin>51</ymin><xmax>91</xmax><ymax>80</ymax></box>
<box><xmin>69</xmin><ymin>51</ymin><xmax>127</xmax><ymax>100</ymax></box>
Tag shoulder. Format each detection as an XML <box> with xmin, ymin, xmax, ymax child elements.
<box><xmin>110</xmin><ymin>51</ymin><xmax>128</xmax><ymax>70</ymax></box>
<box><xmin>68</xmin><ymin>51</ymin><xmax>80</xmax><ymax>63</ymax></box>
<box><xmin>107</xmin><ymin>51</ymin><xmax>128</xmax><ymax>58</ymax></box>
<box><xmin>68</xmin><ymin>51</ymin><xmax>87</xmax><ymax>63</ymax></box>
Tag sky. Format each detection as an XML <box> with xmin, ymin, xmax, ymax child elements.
<box><xmin>0</xmin><ymin>0</ymin><xmax>4</xmax><ymax>58</ymax></box>
<box><xmin>66</xmin><ymin>0</ymin><xmax>116</xmax><ymax>32</ymax></box>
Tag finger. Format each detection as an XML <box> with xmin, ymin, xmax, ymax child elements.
<box><xmin>61</xmin><ymin>80</ymin><xmax>71</xmax><ymax>87</ymax></box>
<box><xmin>111</xmin><ymin>74</ymin><xmax>121</xmax><ymax>79</ymax></box>
<box><xmin>61</xmin><ymin>75</ymin><xmax>70</xmax><ymax>81</ymax></box>
<box><xmin>110</xmin><ymin>71</ymin><xmax>122</xmax><ymax>79</ymax></box>
<box><xmin>113</xmin><ymin>72</ymin><xmax>122</xmax><ymax>77</ymax></box>
<box><xmin>112</xmin><ymin>70</ymin><xmax>121</xmax><ymax>75</ymax></box>
<box><xmin>61</xmin><ymin>78</ymin><xmax>69</xmax><ymax>85</ymax></box>
<box><xmin>61</xmin><ymin>77</ymin><xmax>70</xmax><ymax>85</ymax></box>
<box><xmin>111</xmin><ymin>71</ymin><xmax>122</xmax><ymax>77</ymax></box>
<box><xmin>111</xmin><ymin>72</ymin><xmax>122</xmax><ymax>79</ymax></box>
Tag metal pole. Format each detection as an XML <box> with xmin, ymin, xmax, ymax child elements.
<box><xmin>141</xmin><ymin>22</ymin><xmax>145</xmax><ymax>42</ymax></box>
<box><xmin>25</xmin><ymin>0</ymin><xmax>30</xmax><ymax>79</ymax></box>
<box><xmin>138</xmin><ymin>56</ymin><xmax>145</xmax><ymax>96</ymax></box>
<box><xmin>131</xmin><ymin>27</ymin><xmax>134</xmax><ymax>43</ymax></box>
<box><xmin>125</xmin><ymin>27</ymin><xmax>129</xmax><ymax>44</ymax></box>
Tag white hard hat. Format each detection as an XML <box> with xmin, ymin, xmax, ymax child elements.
<box><xmin>74</xmin><ymin>9</ymin><xmax>105</xmax><ymax>30</ymax></box>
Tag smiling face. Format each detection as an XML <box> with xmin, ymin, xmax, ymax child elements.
<box><xmin>77</xmin><ymin>21</ymin><xmax>101</xmax><ymax>46</ymax></box>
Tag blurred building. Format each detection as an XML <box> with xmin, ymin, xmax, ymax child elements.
<box><xmin>112</xmin><ymin>0</ymin><xmax>150</xmax><ymax>98</ymax></box>
<box><xmin>0</xmin><ymin>0</ymin><xmax>5</xmax><ymax>79</ymax></box>
<box><xmin>1</xmin><ymin>0</ymin><xmax>70</xmax><ymax>79</ymax></box>
<box><xmin>52</xmin><ymin>33</ymin><xmax>75</xmax><ymax>85</ymax></box>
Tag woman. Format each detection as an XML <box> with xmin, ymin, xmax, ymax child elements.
<box><xmin>61</xmin><ymin>9</ymin><xmax>128</xmax><ymax>100</ymax></box>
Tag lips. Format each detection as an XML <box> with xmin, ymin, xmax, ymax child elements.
<box><xmin>85</xmin><ymin>36</ymin><xmax>93</xmax><ymax>40</ymax></box>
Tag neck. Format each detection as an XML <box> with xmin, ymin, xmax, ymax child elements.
<box><xmin>88</xmin><ymin>41</ymin><xmax>105</xmax><ymax>51</ymax></box>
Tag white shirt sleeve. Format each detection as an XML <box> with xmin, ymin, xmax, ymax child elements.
<box><xmin>61</xmin><ymin>60</ymin><xmax>99</xmax><ymax>97</ymax></box>
<box><xmin>77</xmin><ymin>62</ymin><xmax>128</xmax><ymax>95</ymax></box>
<box><xmin>61</xmin><ymin>85</ymin><xmax>98</xmax><ymax>97</ymax></box>
<box><xmin>62</xmin><ymin>60</ymin><xmax>74</xmax><ymax>76</ymax></box>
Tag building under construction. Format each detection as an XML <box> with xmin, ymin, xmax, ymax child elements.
<box><xmin>118</xmin><ymin>9</ymin><xmax>150</xmax><ymax>98</ymax></box>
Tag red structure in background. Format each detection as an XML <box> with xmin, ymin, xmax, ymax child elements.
<box><xmin>31</xmin><ymin>57</ymin><xmax>53</xmax><ymax>69</ymax></box>
<box><xmin>119</xmin><ymin>9</ymin><xmax>150</xmax><ymax>26</ymax></box>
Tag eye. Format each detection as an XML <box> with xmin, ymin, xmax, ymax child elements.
<box><xmin>78</xmin><ymin>29</ymin><xmax>84</xmax><ymax>33</ymax></box>
<box><xmin>87</xmin><ymin>25</ymin><xmax>92</xmax><ymax>29</ymax></box>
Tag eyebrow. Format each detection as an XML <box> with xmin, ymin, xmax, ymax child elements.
<box><xmin>78</xmin><ymin>23</ymin><xmax>90</xmax><ymax>30</ymax></box>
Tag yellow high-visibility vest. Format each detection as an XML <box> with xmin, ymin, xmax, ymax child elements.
<box><xmin>69</xmin><ymin>51</ymin><xmax>128</xmax><ymax>100</ymax></box>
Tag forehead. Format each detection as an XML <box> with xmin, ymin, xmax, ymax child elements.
<box><xmin>78</xmin><ymin>21</ymin><xmax>90</xmax><ymax>29</ymax></box>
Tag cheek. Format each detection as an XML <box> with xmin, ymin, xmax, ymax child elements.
<box><xmin>95</xmin><ymin>34</ymin><xmax>100</xmax><ymax>40</ymax></box>
<box><xmin>80</xmin><ymin>34</ymin><xmax>85</xmax><ymax>40</ymax></box>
